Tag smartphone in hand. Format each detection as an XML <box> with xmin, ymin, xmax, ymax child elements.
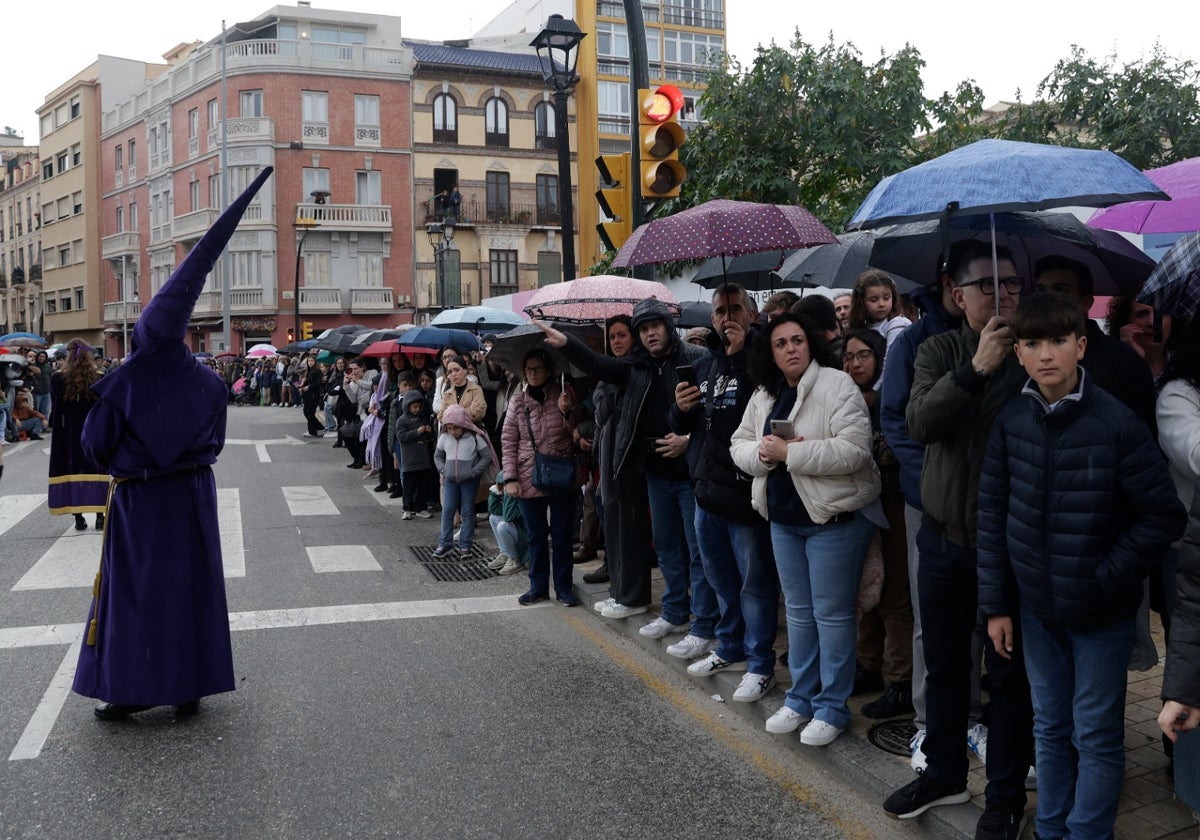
<box><xmin>675</xmin><ymin>365</ymin><xmax>698</xmax><ymax>388</ymax></box>
<box><xmin>769</xmin><ymin>419</ymin><xmax>793</xmax><ymax>438</ymax></box>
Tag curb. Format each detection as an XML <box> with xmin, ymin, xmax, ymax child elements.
<box><xmin>574</xmin><ymin>574</ymin><xmax>982</xmax><ymax>840</ymax></box>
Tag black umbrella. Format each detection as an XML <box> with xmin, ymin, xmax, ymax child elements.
<box><xmin>774</xmin><ymin>231</ymin><xmax>920</xmax><ymax>293</ymax></box>
<box><xmin>675</xmin><ymin>301</ymin><xmax>713</xmax><ymax>328</ymax></box>
<box><xmin>691</xmin><ymin>250</ymin><xmax>792</xmax><ymax>291</ymax></box>
<box><xmin>486</xmin><ymin>323</ymin><xmax>601</xmax><ymax>378</ymax></box>
<box><xmin>346</xmin><ymin>328</ymin><xmax>406</xmax><ymax>355</ymax></box>
<box><xmin>313</xmin><ymin>331</ymin><xmax>361</xmax><ymax>354</ymax></box>
<box><xmin>869</xmin><ymin>212</ymin><xmax>1156</xmax><ymax>297</ymax></box>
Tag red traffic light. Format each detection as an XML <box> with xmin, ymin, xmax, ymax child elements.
<box><xmin>641</xmin><ymin>84</ymin><xmax>685</xmax><ymax>124</ymax></box>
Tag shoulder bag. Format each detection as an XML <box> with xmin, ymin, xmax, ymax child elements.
<box><xmin>523</xmin><ymin>406</ymin><xmax>576</xmax><ymax>494</ymax></box>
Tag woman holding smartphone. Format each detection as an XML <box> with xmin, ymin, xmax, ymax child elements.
<box><xmin>730</xmin><ymin>313</ymin><xmax>880</xmax><ymax>747</ymax></box>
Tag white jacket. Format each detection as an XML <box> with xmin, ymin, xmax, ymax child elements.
<box><xmin>1158</xmin><ymin>378</ymin><xmax>1200</xmax><ymax>509</ymax></box>
<box><xmin>730</xmin><ymin>361</ymin><xmax>881</xmax><ymax>525</ymax></box>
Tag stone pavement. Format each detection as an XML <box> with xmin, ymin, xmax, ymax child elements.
<box><xmin>570</xmin><ymin>559</ymin><xmax>1197</xmax><ymax>840</ymax></box>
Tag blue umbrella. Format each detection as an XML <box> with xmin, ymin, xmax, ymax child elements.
<box><xmin>0</xmin><ymin>331</ymin><xmax>48</xmax><ymax>345</ymax></box>
<box><xmin>848</xmin><ymin>139</ymin><xmax>1168</xmax><ymax>230</ymax></box>
<box><xmin>430</xmin><ymin>306</ymin><xmax>527</xmax><ymax>332</ymax></box>
<box><xmin>399</xmin><ymin>327</ymin><xmax>482</xmax><ymax>354</ymax></box>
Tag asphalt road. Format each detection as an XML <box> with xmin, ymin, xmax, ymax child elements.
<box><xmin>0</xmin><ymin>405</ymin><xmax>909</xmax><ymax>840</ymax></box>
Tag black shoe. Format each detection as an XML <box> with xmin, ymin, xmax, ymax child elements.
<box><xmin>582</xmin><ymin>563</ymin><xmax>610</xmax><ymax>584</ymax></box>
<box><xmin>95</xmin><ymin>513</ymin><xmax>105</xmax><ymax>531</ymax></box>
<box><xmin>572</xmin><ymin>547</ymin><xmax>597</xmax><ymax>564</ymax></box>
<box><xmin>347</xmin><ymin>461</ymin><xmax>364</xmax><ymax>469</ymax></box>
<box><xmin>74</xmin><ymin>514</ymin><xmax>87</xmax><ymax>531</ymax></box>
<box><xmin>94</xmin><ymin>702</ymin><xmax>154</xmax><ymax>720</ymax></box>
<box><xmin>853</xmin><ymin>665</ymin><xmax>885</xmax><ymax>696</ymax></box>
<box><xmin>518</xmin><ymin>590</ymin><xmax>549</xmax><ymax>606</ymax></box>
<box><xmin>332</xmin><ymin>441</ymin><xmax>344</xmax><ymax>449</ymax></box>
<box><xmin>975</xmin><ymin>802</ymin><xmax>1026</xmax><ymax>840</ymax></box>
<box><xmin>882</xmin><ymin>774</ymin><xmax>970</xmax><ymax>819</ymax></box>
<box><xmin>373</xmin><ymin>482</ymin><xmax>389</xmax><ymax>492</ymax></box>
<box><xmin>862</xmin><ymin>680</ymin><xmax>914</xmax><ymax>719</ymax></box>
<box><xmin>557</xmin><ymin>591</ymin><xmax>580</xmax><ymax>607</ymax></box>
<box><xmin>27</xmin><ymin>432</ymin><xmax>42</xmax><ymax>440</ymax></box>
<box><xmin>388</xmin><ymin>486</ymin><xmax>403</xmax><ymax>499</ymax></box>
<box><xmin>175</xmin><ymin>700</ymin><xmax>200</xmax><ymax>716</ymax></box>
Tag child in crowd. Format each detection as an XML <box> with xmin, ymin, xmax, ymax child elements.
<box><xmin>433</xmin><ymin>404</ymin><xmax>496</xmax><ymax>556</ymax></box>
<box><xmin>848</xmin><ymin>269</ymin><xmax>911</xmax><ymax>351</ymax></box>
<box><xmin>396</xmin><ymin>391</ymin><xmax>435</xmax><ymax>520</ymax></box>
<box><xmin>977</xmin><ymin>291</ymin><xmax>1185</xmax><ymax>840</ymax></box>
<box><xmin>487</xmin><ymin>469</ymin><xmax>528</xmax><ymax>576</ymax></box>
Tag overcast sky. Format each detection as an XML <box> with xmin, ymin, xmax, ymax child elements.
<box><xmin>3</xmin><ymin>0</ymin><xmax>1192</xmax><ymax>145</ymax></box>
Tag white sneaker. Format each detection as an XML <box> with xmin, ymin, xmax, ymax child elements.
<box><xmin>765</xmin><ymin>706</ymin><xmax>809</xmax><ymax>734</ymax></box>
<box><xmin>1025</xmin><ymin>764</ymin><xmax>1037</xmax><ymax>791</ymax></box>
<box><xmin>498</xmin><ymin>557</ymin><xmax>525</xmax><ymax>576</ymax></box>
<box><xmin>686</xmin><ymin>652</ymin><xmax>748</xmax><ymax>676</ymax></box>
<box><xmin>401</xmin><ymin>510</ymin><xmax>414</xmax><ymax>521</ymax></box>
<box><xmin>639</xmin><ymin>616</ymin><xmax>690</xmax><ymax>639</ymax></box>
<box><xmin>600</xmin><ymin>602</ymin><xmax>649</xmax><ymax>620</ymax></box>
<box><xmin>910</xmin><ymin>728</ymin><xmax>928</xmax><ymax>773</ymax></box>
<box><xmin>665</xmin><ymin>635</ymin><xmax>716</xmax><ymax>660</ymax></box>
<box><xmin>967</xmin><ymin>722</ymin><xmax>988</xmax><ymax>764</ymax></box>
<box><xmin>486</xmin><ymin>553</ymin><xmax>509</xmax><ymax>571</ymax></box>
<box><xmin>800</xmin><ymin>719</ymin><xmax>843</xmax><ymax>746</ymax></box>
<box><xmin>593</xmin><ymin>597</ymin><xmax>616</xmax><ymax>613</ymax></box>
<box><xmin>732</xmin><ymin>672</ymin><xmax>775</xmax><ymax>702</ymax></box>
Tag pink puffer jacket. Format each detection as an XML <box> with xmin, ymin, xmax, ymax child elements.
<box><xmin>501</xmin><ymin>385</ymin><xmax>578</xmax><ymax>499</ymax></box>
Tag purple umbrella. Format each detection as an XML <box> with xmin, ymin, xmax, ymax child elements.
<box><xmin>612</xmin><ymin>199</ymin><xmax>837</xmax><ymax>267</ymax></box>
<box><xmin>1088</xmin><ymin>156</ymin><xmax>1200</xmax><ymax>234</ymax></box>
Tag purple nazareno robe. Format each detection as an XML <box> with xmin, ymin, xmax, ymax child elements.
<box><xmin>47</xmin><ymin>373</ymin><xmax>110</xmax><ymax>515</ymax></box>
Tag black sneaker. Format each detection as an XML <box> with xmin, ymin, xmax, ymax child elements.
<box><xmin>882</xmin><ymin>774</ymin><xmax>970</xmax><ymax>819</ymax></box>
<box><xmin>862</xmin><ymin>680</ymin><xmax>914</xmax><ymax>719</ymax></box>
<box><xmin>974</xmin><ymin>802</ymin><xmax>1027</xmax><ymax>840</ymax></box>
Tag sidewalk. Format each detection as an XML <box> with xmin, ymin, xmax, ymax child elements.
<box><xmin>571</xmin><ymin>560</ymin><xmax>1196</xmax><ymax>840</ymax></box>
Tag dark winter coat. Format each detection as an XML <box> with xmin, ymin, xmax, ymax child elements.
<box><xmin>978</xmin><ymin>373</ymin><xmax>1185</xmax><ymax>628</ymax></box>
<box><xmin>1163</xmin><ymin>484</ymin><xmax>1200</xmax><ymax>705</ymax></box>
<box><xmin>396</xmin><ymin>392</ymin><xmax>435</xmax><ymax>472</ymax></box>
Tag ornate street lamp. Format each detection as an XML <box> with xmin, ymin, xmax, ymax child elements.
<box><xmin>531</xmin><ymin>14</ymin><xmax>586</xmax><ymax>283</ymax></box>
<box><xmin>426</xmin><ymin>219</ymin><xmax>456</xmax><ymax>311</ymax></box>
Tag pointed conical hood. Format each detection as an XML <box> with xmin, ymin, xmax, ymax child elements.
<box><xmin>132</xmin><ymin>166</ymin><xmax>274</xmax><ymax>348</ymax></box>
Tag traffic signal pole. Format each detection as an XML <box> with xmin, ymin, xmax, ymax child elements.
<box><xmin>623</xmin><ymin>0</ymin><xmax>652</xmax><ymax>279</ymax></box>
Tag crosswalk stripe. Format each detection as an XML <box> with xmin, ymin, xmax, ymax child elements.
<box><xmin>9</xmin><ymin>642</ymin><xmax>79</xmax><ymax>762</ymax></box>
<box><xmin>0</xmin><ymin>494</ymin><xmax>46</xmax><ymax>539</ymax></box>
<box><xmin>364</xmin><ymin>484</ymin><xmax>405</xmax><ymax>507</ymax></box>
<box><xmin>307</xmin><ymin>545</ymin><xmax>382</xmax><ymax>573</ymax></box>
<box><xmin>218</xmin><ymin>488</ymin><xmax>245</xmax><ymax>578</ymax></box>
<box><xmin>282</xmin><ymin>485</ymin><xmax>339</xmax><ymax>517</ymax></box>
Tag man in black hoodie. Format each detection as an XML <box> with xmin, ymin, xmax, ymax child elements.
<box><xmin>537</xmin><ymin>300</ymin><xmax>717</xmax><ymax>657</ymax></box>
<box><xmin>670</xmin><ymin>284</ymin><xmax>780</xmax><ymax>700</ymax></box>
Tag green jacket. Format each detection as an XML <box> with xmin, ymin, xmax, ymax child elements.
<box><xmin>906</xmin><ymin>323</ymin><xmax>1025</xmax><ymax>548</ymax></box>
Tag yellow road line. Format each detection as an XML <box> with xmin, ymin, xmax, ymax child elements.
<box><xmin>563</xmin><ymin>613</ymin><xmax>877</xmax><ymax>840</ymax></box>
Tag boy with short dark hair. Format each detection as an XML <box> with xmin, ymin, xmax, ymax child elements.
<box><xmin>978</xmin><ymin>291</ymin><xmax>1185</xmax><ymax>840</ymax></box>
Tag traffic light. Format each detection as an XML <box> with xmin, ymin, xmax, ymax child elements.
<box><xmin>301</xmin><ymin>321</ymin><xmax>314</xmax><ymax>341</ymax></box>
<box><xmin>595</xmin><ymin>152</ymin><xmax>632</xmax><ymax>252</ymax></box>
<box><xmin>286</xmin><ymin>328</ymin><xmax>295</xmax><ymax>344</ymax></box>
<box><xmin>637</xmin><ymin>85</ymin><xmax>687</xmax><ymax>200</ymax></box>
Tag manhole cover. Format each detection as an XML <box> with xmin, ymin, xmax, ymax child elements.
<box><xmin>410</xmin><ymin>544</ymin><xmax>498</xmax><ymax>582</ymax></box>
<box><xmin>867</xmin><ymin>720</ymin><xmax>918</xmax><ymax>757</ymax></box>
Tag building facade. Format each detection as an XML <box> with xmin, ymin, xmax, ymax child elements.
<box><xmin>0</xmin><ymin>144</ymin><xmax>42</xmax><ymax>336</ymax></box>
<box><xmin>409</xmin><ymin>42</ymin><xmax>572</xmax><ymax>313</ymax></box>
<box><xmin>98</xmin><ymin>5</ymin><xmax>414</xmax><ymax>356</ymax></box>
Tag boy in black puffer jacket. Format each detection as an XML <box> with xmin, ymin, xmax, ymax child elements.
<box><xmin>978</xmin><ymin>292</ymin><xmax>1184</xmax><ymax>840</ymax></box>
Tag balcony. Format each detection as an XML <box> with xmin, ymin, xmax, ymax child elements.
<box><xmin>294</xmin><ymin>203</ymin><xmax>391</xmax><ymax>232</ymax></box>
<box><xmin>301</xmin><ymin>122</ymin><xmax>329</xmax><ymax>144</ymax></box>
<box><xmin>299</xmin><ymin>287</ymin><xmax>342</xmax><ymax>314</ymax></box>
<box><xmin>424</xmin><ymin>200</ymin><xmax>568</xmax><ymax>228</ymax></box>
<box><xmin>349</xmin><ymin>287</ymin><xmax>394</xmax><ymax>313</ymax></box>
<box><xmin>173</xmin><ymin>208</ymin><xmax>219</xmax><ymax>242</ymax></box>
<box><xmin>103</xmin><ymin>300</ymin><xmax>142</xmax><ymax>323</ymax></box>
<box><xmin>207</xmin><ymin>117</ymin><xmax>275</xmax><ymax>150</ymax></box>
<box><xmin>194</xmin><ymin>287</ymin><xmax>268</xmax><ymax>314</ymax></box>
<box><xmin>355</xmin><ymin>124</ymin><xmax>381</xmax><ymax>147</ymax></box>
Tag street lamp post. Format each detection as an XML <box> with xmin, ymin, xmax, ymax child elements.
<box><xmin>293</xmin><ymin>190</ymin><xmax>326</xmax><ymax>345</ymax></box>
<box><xmin>426</xmin><ymin>219</ymin><xmax>456</xmax><ymax>313</ymax></box>
<box><xmin>531</xmin><ymin>14</ymin><xmax>586</xmax><ymax>284</ymax></box>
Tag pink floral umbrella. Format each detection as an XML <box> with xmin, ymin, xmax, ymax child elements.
<box><xmin>612</xmin><ymin>199</ymin><xmax>837</xmax><ymax>267</ymax></box>
<box><xmin>522</xmin><ymin>275</ymin><xmax>680</xmax><ymax>324</ymax></box>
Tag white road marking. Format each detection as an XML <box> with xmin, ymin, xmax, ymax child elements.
<box><xmin>218</xmin><ymin>488</ymin><xmax>245</xmax><ymax>578</ymax></box>
<box><xmin>256</xmin><ymin>443</ymin><xmax>271</xmax><ymax>463</ymax></box>
<box><xmin>3</xmin><ymin>595</ymin><xmax>542</xmax><ymax>760</ymax></box>
<box><xmin>9</xmin><ymin>642</ymin><xmax>80</xmax><ymax>761</ymax></box>
<box><xmin>282</xmin><ymin>485</ymin><xmax>338</xmax><ymax>517</ymax></box>
<box><xmin>307</xmin><ymin>545</ymin><xmax>382</xmax><ymax>573</ymax></box>
<box><xmin>0</xmin><ymin>494</ymin><xmax>47</xmax><ymax>538</ymax></box>
<box><xmin>224</xmin><ymin>437</ymin><xmax>306</xmax><ymax>446</ymax></box>
<box><xmin>364</xmin><ymin>484</ymin><xmax>405</xmax><ymax>507</ymax></box>
<box><xmin>12</xmin><ymin>523</ymin><xmax>102</xmax><ymax>590</ymax></box>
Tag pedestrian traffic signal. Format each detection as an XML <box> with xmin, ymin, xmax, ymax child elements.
<box><xmin>596</xmin><ymin>152</ymin><xmax>632</xmax><ymax>252</ymax></box>
<box><xmin>287</xmin><ymin>328</ymin><xmax>295</xmax><ymax>344</ymax></box>
<box><xmin>638</xmin><ymin>85</ymin><xmax>687</xmax><ymax>200</ymax></box>
<box><xmin>301</xmin><ymin>321</ymin><xmax>314</xmax><ymax>341</ymax></box>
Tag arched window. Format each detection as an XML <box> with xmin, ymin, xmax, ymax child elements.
<box><xmin>433</xmin><ymin>93</ymin><xmax>457</xmax><ymax>144</ymax></box>
<box><xmin>534</xmin><ymin>101</ymin><xmax>556</xmax><ymax>150</ymax></box>
<box><xmin>485</xmin><ymin>97</ymin><xmax>509</xmax><ymax>147</ymax></box>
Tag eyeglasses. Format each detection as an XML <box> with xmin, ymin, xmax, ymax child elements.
<box><xmin>842</xmin><ymin>349</ymin><xmax>874</xmax><ymax>364</ymax></box>
<box><xmin>524</xmin><ymin>366</ymin><xmax>546</xmax><ymax>375</ymax></box>
<box><xmin>958</xmin><ymin>276</ymin><xmax>1024</xmax><ymax>295</ymax></box>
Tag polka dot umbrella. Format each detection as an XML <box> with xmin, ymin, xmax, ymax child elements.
<box><xmin>611</xmin><ymin>199</ymin><xmax>837</xmax><ymax>268</ymax></box>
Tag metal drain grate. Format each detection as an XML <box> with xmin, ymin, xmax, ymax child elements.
<box><xmin>866</xmin><ymin>720</ymin><xmax>918</xmax><ymax>757</ymax></box>
<box><xmin>410</xmin><ymin>544</ymin><xmax>498</xmax><ymax>582</ymax></box>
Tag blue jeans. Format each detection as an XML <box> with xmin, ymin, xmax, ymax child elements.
<box><xmin>771</xmin><ymin>514</ymin><xmax>872</xmax><ymax>729</ymax></box>
<box><xmin>439</xmin><ymin>477</ymin><xmax>479</xmax><ymax>549</ymax></box>
<box><xmin>324</xmin><ymin>400</ymin><xmax>337</xmax><ymax>432</ymax></box>
<box><xmin>695</xmin><ymin>506</ymin><xmax>778</xmax><ymax>673</ymax></box>
<box><xmin>518</xmin><ymin>493</ymin><xmax>575</xmax><ymax>598</ymax></box>
<box><xmin>18</xmin><ymin>416</ymin><xmax>44</xmax><ymax>436</ymax></box>
<box><xmin>34</xmin><ymin>392</ymin><xmax>50</xmax><ymax>422</ymax></box>
<box><xmin>490</xmin><ymin>515</ymin><xmax>520</xmax><ymax>558</ymax></box>
<box><xmin>646</xmin><ymin>474</ymin><xmax>717</xmax><ymax>636</ymax></box>
<box><xmin>1021</xmin><ymin>607</ymin><xmax>1134</xmax><ymax>840</ymax></box>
